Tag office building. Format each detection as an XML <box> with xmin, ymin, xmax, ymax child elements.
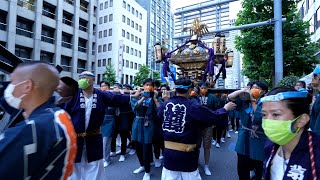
<box><xmin>174</xmin><ymin>0</ymin><xmax>241</xmax><ymax>88</ymax></box>
<box><xmin>96</xmin><ymin>0</ymin><xmax>147</xmax><ymax>84</ymax></box>
<box><xmin>135</xmin><ymin>0</ymin><xmax>175</xmax><ymax>77</ymax></box>
<box><xmin>0</xmin><ymin>0</ymin><xmax>98</xmax><ymax>80</ymax></box>
<box><xmin>298</xmin><ymin>0</ymin><xmax>320</xmax><ymax>57</ymax></box>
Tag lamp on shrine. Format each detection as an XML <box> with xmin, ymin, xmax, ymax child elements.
<box><xmin>154</xmin><ymin>42</ymin><xmax>163</xmax><ymax>63</ymax></box>
<box><xmin>226</xmin><ymin>51</ymin><xmax>234</xmax><ymax>68</ymax></box>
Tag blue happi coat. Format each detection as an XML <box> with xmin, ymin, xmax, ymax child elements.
<box><xmin>263</xmin><ymin>131</ymin><xmax>320</xmax><ymax>180</ymax></box>
<box><xmin>63</xmin><ymin>88</ymin><xmax>130</xmax><ymax>163</ymax></box>
<box><xmin>310</xmin><ymin>94</ymin><xmax>320</xmax><ymax>135</ymax></box>
<box><xmin>0</xmin><ymin>97</ymin><xmax>77</xmax><ymax>179</ymax></box>
<box><xmin>101</xmin><ymin>107</ymin><xmax>115</xmax><ymax>137</ymax></box>
<box><xmin>234</xmin><ymin>97</ymin><xmax>267</xmax><ymax>161</ymax></box>
<box><xmin>130</xmin><ymin>97</ymin><xmax>154</xmax><ymax>144</ymax></box>
<box><xmin>158</xmin><ymin>96</ymin><xmax>227</xmax><ymax>172</ymax></box>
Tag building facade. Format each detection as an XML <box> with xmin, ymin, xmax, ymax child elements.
<box><xmin>174</xmin><ymin>0</ymin><xmax>241</xmax><ymax>89</ymax></box>
<box><xmin>135</xmin><ymin>0</ymin><xmax>175</xmax><ymax>78</ymax></box>
<box><xmin>96</xmin><ymin>0</ymin><xmax>147</xmax><ymax>85</ymax></box>
<box><xmin>298</xmin><ymin>0</ymin><xmax>320</xmax><ymax>57</ymax></box>
<box><xmin>0</xmin><ymin>0</ymin><xmax>98</xmax><ymax>80</ymax></box>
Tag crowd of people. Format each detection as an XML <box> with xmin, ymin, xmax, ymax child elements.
<box><xmin>0</xmin><ymin>61</ymin><xmax>320</xmax><ymax>180</ymax></box>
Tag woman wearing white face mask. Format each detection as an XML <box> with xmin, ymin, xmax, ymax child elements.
<box><xmin>261</xmin><ymin>87</ymin><xmax>320</xmax><ymax>180</ymax></box>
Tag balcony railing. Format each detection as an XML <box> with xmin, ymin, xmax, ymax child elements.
<box><xmin>77</xmin><ymin>67</ymin><xmax>86</xmax><ymax>73</ymax></box>
<box><xmin>0</xmin><ymin>22</ymin><xmax>6</xmax><ymax>31</ymax></box>
<box><xmin>80</xmin><ymin>5</ymin><xmax>88</xmax><ymax>12</ymax></box>
<box><xmin>41</xmin><ymin>35</ymin><xmax>55</xmax><ymax>44</ymax></box>
<box><xmin>16</xmin><ymin>27</ymin><xmax>33</xmax><ymax>38</ymax></box>
<box><xmin>17</xmin><ymin>0</ymin><xmax>35</xmax><ymax>11</ymax></box>
<box><xmin>61</xmin><ymin>65</ymin><xmax>71</xmax><ymax>71</ymax></box>
<box><xmin>79</xmin><ymin>25</ymin><xmax>87</xmax><ymax>32</ymax></box>
<box><xmin>19</xmin><ymin>57</ymin><xmax>33</xmax><ymax>62</ymax></box>
<box><xmin>78</xmin><ymin>46</ymin><xmax>87</xmax><ymax>53</ymax></box>
<box><xmin>42</xmin><ymin>9</ymin><xmax>55</xmax><ymax>19</ymax></box>
<box><xmin>64</xmin><ymin>0</ymin><xmax>74</xmax><ymax>5</ymax></box>
<box><xmin>62</xmin><ymin>41</ymin><xmax>72</xmax><ymax>48</ymax></box>
<box><xmin>62</xmin><ymin>18</ymin><xmax>73</xmax><ymax>26</ymax></box>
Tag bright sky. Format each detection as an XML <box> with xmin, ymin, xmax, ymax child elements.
<box><xmin>171</xmin><ymin>0</ymin><xmax>242</xmax><ymax>19</ymax></box>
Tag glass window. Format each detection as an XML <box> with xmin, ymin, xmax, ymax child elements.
<box><xmin>109</xmin><ymin>28</ymin><xmax>112</xmax><ymax>36</ymax></box>
<box><xmin>139</xmin><ymin>25</ymin><xmax>142</xmax><ymax>32</ymax></box>
<box><xmin>108</xmin><ymin>58</ymin><xmax>111</xmax><ymax>65</ymax></box>
<box><xmin>135</xmin><ymin>36</ymin><xmax>138</xmax><ymax>43</ymax></box>
<box><xmin>103</xmin><ymin>59</ymin><xmax>106</xmax><ymax>66</ymax></box>
<box><xmin>99</xmin><ymin>17</ymin><xmax>102</xmax><ymax>24</ymax></box>
<box><xmin>99</xmin><ymin>30</ymin><xmax>102</xmax><ymax>38</ymax></box>
<box><xmin>98</xmin><ymin>45</ymin><xmax>102</xmax><ymax>52</ymax></box>
<box><xmin>130</xmin><ymin>62</ymin><xmax>133</xmax><ymax>68</ymax></box>
<box><xmin>126</xmin><ymin>46</ymin><xmax>129</xmax><ymax>53</ymax></box>
<box><xmin>98</xmin><ymin>59</ymin><xmax>101</xmax><ymax>67</ymax></box>
<box><xmin>123</xmin><ymin>1</ymin><xmax>126</xmax><ymax>8</ymax></box>
<box><xmin>139</xmin><ymin>13</ymin><xmax>142</xmax><ymax>20</ymax></box>
<box><xmin>103</xmin><ymin>44</ymin><xmax>107</xmax><ymax>52</ymax></box>
<box><xmin>109</xmin><ymin>14</ymin><xmax>113</xmax><ymax>21</ymax></box>
<box><xmin>108</xmin><ymin>43</ymin><xmax>112</xmax><ymax>51</ymax></box>
<box><xmin>100</xmin><ymin>3</ymin><xmax>103</xmax><ymax>10</ymax></box>
<box><xmin>122</xmin><ymin>15</ymin><xmax>126</xmax><ymax>23</ymax></box>
<box><xmin>135</xmin><ymin>23</ymin><xmax>138</xmax><ymax>30</ymax></box>
<box><xmin>131</xmin><ymin>34</ymin><xmax>134</xmax><ymax>41</ymax></box>
<box><xmin>136</xmin><ymin>10</ymin><xmax>138</xmax><ymax>17</ymax></box>
<box><xmin>127</xmin><ymin>18</ymin><xmax>130</xmax><ymax>25</ymax></box>
<box><xmin>126</xmin><ymin>32</ymin><xmax>130</xmax><ymax>39</ymax></box>
<box><xmin>132</xmin><ymin>7</ymin><xmax>134</xmax><ymax>14</ymax></box>
<box><xmin>122</xmin><ymin>30</ymin><xmax>125</xmax><ymax>37</ymax></box>
<box><xmin>317</xmin><ymin>7</ymin><xmax>320</xmax><ymax>30</ymax></box>
<box><xmin>127</xmin><ymin>4</ymin><xmax>130</xmax><ymax>11</ymax></box>
<box><xmin>126</xmin><ymin>60</ymin><xmax>129</xmax><ymax>67</ymax></box>
<box><xmin>139</xmin><ymin>51</ymin><xmax>141</xmax><ymax>58</ymax></box>
<box><xmin>105</xmin><ymin>1</ymin><xmax>108</xmax><ymax>9</ymax></box>
<box><xmin>134</xmin><ymin>63</ymin><xmax>137</xmax><ymax>69</ymax></box>
<box><xmin>131</xmin><ymin>20</ymin><xmax>134</xmax><ymax>28</ymax></box>
<box><xmin>104</xmin><ymin>30</ymin><xmax>107</xmax><ymax>37</ymax></box>
<box><xmin>139</xmin><ymin>38</ymin><xmax>141</xmax><ymax>45</ymax></box>
<box><xmin>110</xmin><ymin>0</ymin><xmax>113</xmax><ymax>7</ymax></box>
<box><xmin>104</xmin><ymin>15</ymin><xmax>108</xmax><ymax>23</ymax></box>
<box><xmin>135</xmin><ymin>49</ymin><xmax>137</xmax><ymax>56</ymax></box>
<box><xmin>130</xmin><ymin>48</ymin><xmax>133</xmax><ymax>55</ymax></box>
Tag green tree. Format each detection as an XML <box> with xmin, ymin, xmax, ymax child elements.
<box><xmin>277</xmin><ymin>75</ymin><xmax>299</xmax><ymax>88</ymax></box>
<box><xmin>134</xmin><ymin>64</ymin><xmax>150</xmax><ymax>86</ymax></box>
<box><xmin>103</xmin><ymin>65</ymin><xmax>117</xmax><ymax>85</ymax></box>
<box><xmin>153</xmin><ymin>71</ymin><xmax>161</xmax><ymax>80</ymax></box>
<box><xmin>235</xmin><ymin>0</ymin><xmax>319</xmax><ymax>87</ymax></box>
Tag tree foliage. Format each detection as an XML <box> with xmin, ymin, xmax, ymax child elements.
<box><xmin>235</xmin><ymin>0</ymin><xmax>319</xmax><ymax>87</ymax></box>
<box><xmin>153</xmin><ymin>71</ymin><xmax>161</xmax><ymax>80</ymax></box>
<box><xmin>276</xmin><ymin>75</ymin><xmax>299</xmax><ymax>88</ymax></box>
<box><xmin>134</xmin><ymin>64</ymin><xmax>150</xmax><ymax>86</ymax></box>
<box><xmin>103</xmin><ymin>65</ymin><xmax>117</xmax><ymax>86</ymax></box>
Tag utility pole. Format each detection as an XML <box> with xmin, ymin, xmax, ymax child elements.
<box><xmin>274</xmin><ymin>0</ymin><xmax>283</xmax><ymax>85</ymax></box>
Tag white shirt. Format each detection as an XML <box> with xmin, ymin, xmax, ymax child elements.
<box><xmin>84</xmin><ymin>96</ymin><xmax>93</xmax><ymax>130</ymax></box>
<box><xmin>271</xmin><ymin>149</ymin><xmax>289</xmax><ymax>180</ymax></box>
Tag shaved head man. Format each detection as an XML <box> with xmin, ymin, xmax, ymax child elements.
<box><xmin>6</xmin><ymin>62</ymin><xmax>59</xmax><ymax>117</ymax></box>
<box><xmin>1</xmin><ymin>62</ymin><xmax>77</xmax><ymax>179</ymax></box>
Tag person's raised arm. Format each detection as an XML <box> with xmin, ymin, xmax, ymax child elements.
<box><xmin>228</xmin><ymin>89</ymin><xmax>248</xmax><ymax>101</ymax></box>
<box><xmin>189</xmin><ymin>101</ymin><xmax>236</xmax><ymax>126</ymax></box>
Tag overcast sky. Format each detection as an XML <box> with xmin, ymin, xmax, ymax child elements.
<box><xmin>171</xmin><ymin>0</ymin><xmax>242</xmax><ymax>19</ymax></box>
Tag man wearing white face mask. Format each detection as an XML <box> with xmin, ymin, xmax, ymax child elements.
<box><xmin>0</xmin><ymin>62</ymin><xmax>77</xmax><ymax>179</ymax></box>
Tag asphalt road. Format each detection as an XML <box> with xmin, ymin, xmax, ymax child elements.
<box><xmin>104</xmin><ymin>131</ymin><xmax>239</xmax><ymax>180</ymax></box>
